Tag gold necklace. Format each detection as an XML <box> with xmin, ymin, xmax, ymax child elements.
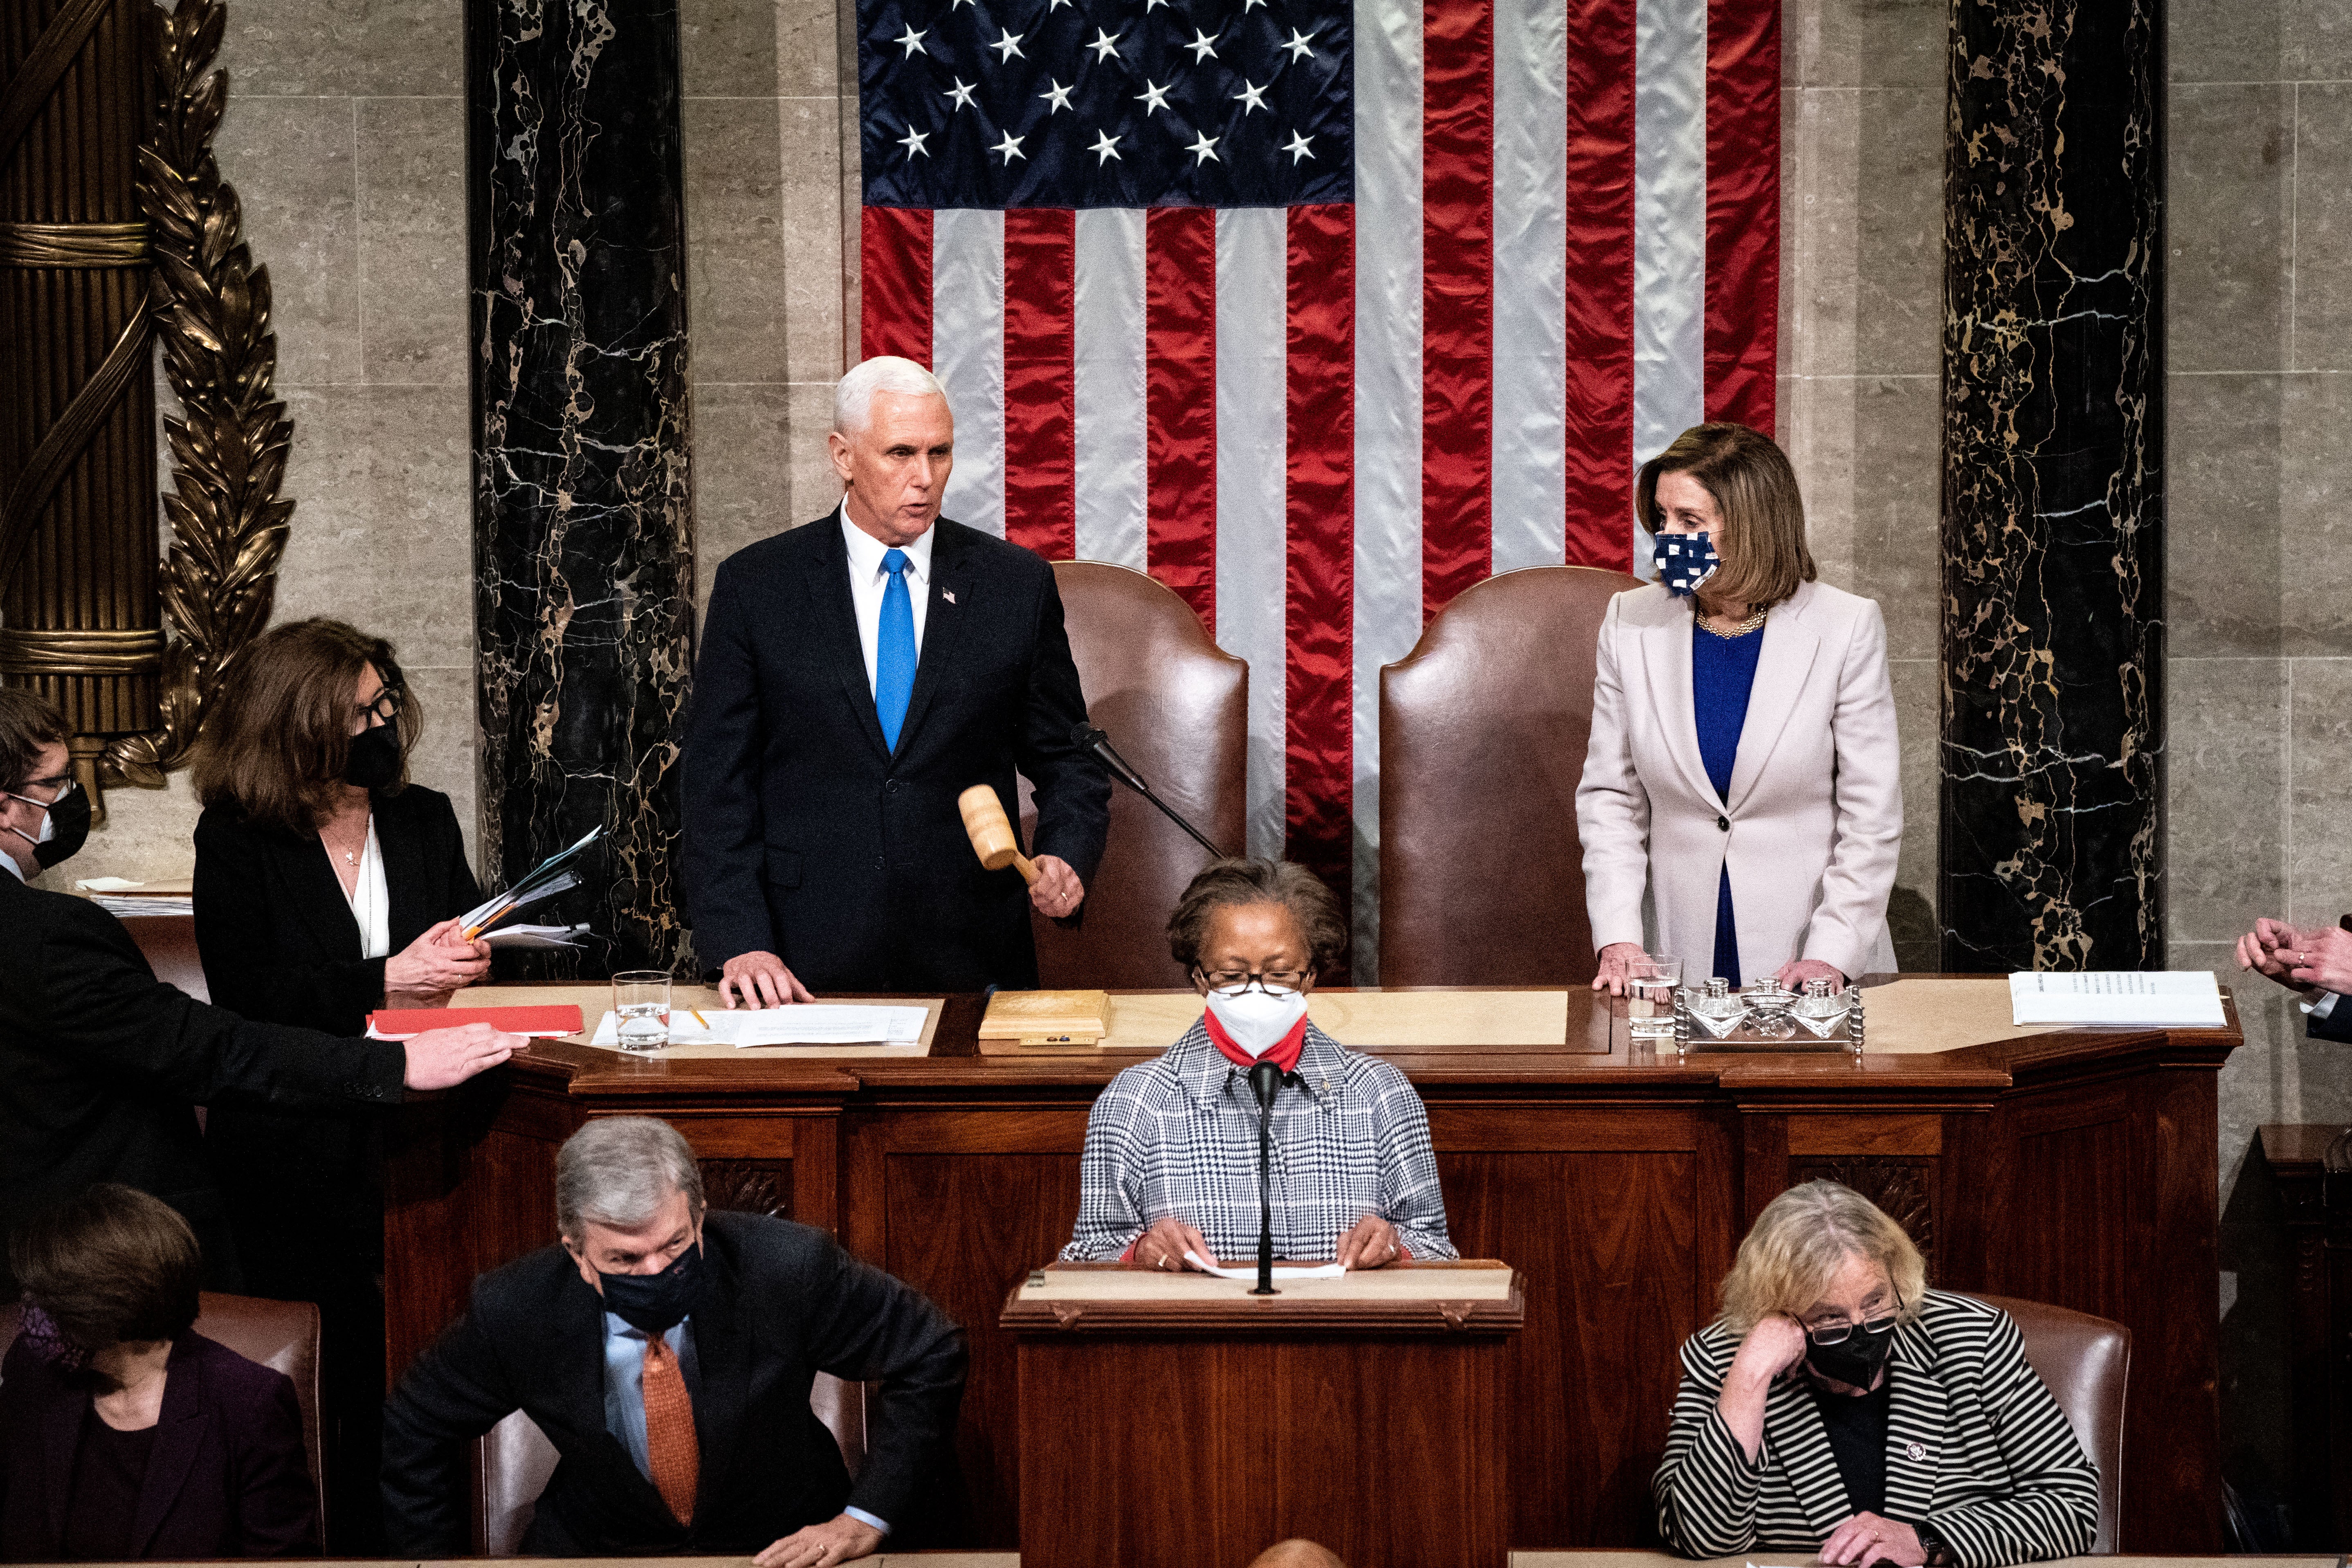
<box><xmin>1699</xmin><ymin>606</ymin><xmax>1768</xmax><ymax>639</ymax></box>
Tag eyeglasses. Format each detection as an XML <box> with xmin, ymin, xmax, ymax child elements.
<box><xmin>1198</xmin><ymin>968</ymin><xmax>1309</xmax><ymax>997</ymax></box>
<box><xmin>355</xmin><ymin>686</ymin><xmax>405</xmax><ymax>727</ymax></box>
<box><xmin>4</xmin><ymin>775</ymin><xmax>76</xmax><ymax>810</ymax></box>
<box><xmin>1803</xmin><ymin>1290</ymin><xmax>1905</xmax><ymax>1346</ymax></box>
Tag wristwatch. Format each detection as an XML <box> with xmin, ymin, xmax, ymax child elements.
<box><xmin>1914</xmin><ymin>1520</ymin><xmax>1953</xmax><ymax>1566</ymax></box>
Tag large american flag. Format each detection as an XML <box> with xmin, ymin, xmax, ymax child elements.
<box><xmin>856</xmin><ymin>0</ymin><xmax>1779</xmax><ymax>965</ymax></box>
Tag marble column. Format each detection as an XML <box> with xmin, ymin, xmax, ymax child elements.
<box><xmin>1939</xmin><ymin>0</ymin><xmax>2163</xmax><ymax>970</ymax></box>
<box><xmin>468</xmin><ymin>0</ymin><xmax>695</xmax><ymax>975</ymax></box>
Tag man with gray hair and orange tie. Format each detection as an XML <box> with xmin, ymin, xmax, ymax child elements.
<box><xmin>681</xmin><ymin>354</ymin><xmax>1110</xmax><ymax>1004</ymax></box>
<box><xmin>381</xmin><ymin>1116</ymin><xmax>966</xmax><ymax>1564</ymax></box>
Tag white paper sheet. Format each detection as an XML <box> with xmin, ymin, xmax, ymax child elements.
<box><xmin>2008</xmin><ymin>970</ymin><xmax>2226</xmax><ymax>1027</ymax></box>
<box><xmin>589</xmin><ymin>1004</ymin><xmax>930</xmax><ymax>1049</ymax></box>
<box><xmin>483</xmin><ymin>923</ymin><xmax>589</xmax><ymax>950</ymax></box>
<box><xmin>1182</xmin><ymin>1251</ymin><xmax>1348</xmax><ymax>1281</ymax></box>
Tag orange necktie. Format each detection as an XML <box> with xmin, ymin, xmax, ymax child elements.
<box><xmin>641</xmin><ymin>1333</ymin><xmax>699</xmax><ymax>1527</ymax></box>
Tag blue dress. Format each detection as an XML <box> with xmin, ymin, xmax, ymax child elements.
<box><xmin>1691</xmin><ymin>620</ymin><xmax>1765</xmax><ymax>984</ymax></box>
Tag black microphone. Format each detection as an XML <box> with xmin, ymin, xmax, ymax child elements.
<box><xmin>1072</xmin><ymin>723</ymin><xmax>1229</xmax><ymax>860</ymax></box>
<box><xmin>1247</xmin><ymin>1060</ymin><xmax>1282</xmax><ymax>1296</ymax></box>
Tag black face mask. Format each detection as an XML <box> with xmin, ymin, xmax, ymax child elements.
<box><xmin>1806</xmin><ymin>1323</ymin><xmax>1896</xmax><ymax>1388</ymax></box>
<box><xmin>597</xmin><ymin>1241</ymin><xmax>705</xmax><ymax>1334</ymax></box>
<box><xmin>7</xmin><ymin>783</ymin><xmax>91</xmax><ymax>870</ymax></box>
<box><xmin>343</xmin><ymin>724</ymin><xmax>403</xmax><ymax>791</ymax></box>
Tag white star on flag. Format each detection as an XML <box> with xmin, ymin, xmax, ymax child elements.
<box><xmin>1135</xmin><ymin>79</ymin><xmax>1172</xmax><ymax>114</ymax></box>
<box><xmin>991</xmin><ymin>129</ymin><xmax>1027</xmax><ymax>163</ymax></box>
<box><xmin>1085</xmin><ymin>27</ymin><xmax>1121</xmax><ymax>60</ymax></box>
<box><xmin>1282</xmin><ymin>130</ymin><xmax>1313</xmax><ymax>161</ymax></box>
<box><xmin>1280</xmin><ymin>28</ymin><xmax>1315</xmax><ymax>59</ymax></box>
<box><xmin>892</xmin><ymin>24</ymin><xmax>926</xmax><ymax>56</ymax></box>
<box><xmin>1185</xmin><ymin>28</ymin><xmax>1220</xmax><ymax>61</ymax></box>
<box><xmin>1038</xmin><ymin>79</ymin><xmax>1074</xmax><ymax>111</ymax></box>
<box><xmin>1185</xmin><ymin>130</ymin><xmax>1220</xmax><ymax>164</ymax></box>
<box><xmin>944</xmin><ymin>76</ymin><xmax>978</xmax><ymax>110</ymax></box>
<box><xmin>1233</xmin><ymin>80</ymin><xmax>1268</xmax><ymax>113</ymax></box>
<box><xmin>1088</xmin><ymin>129</ymin><xmax>1122</xmax><ymax>164</ymax></box>
<box><xmin>990</xmin><ymin>29</ymin><xmax>1025</xmax><ymax>61</ymax></box>
<box><xmin>897</xmin><ymin>125</ymin><xmax>930</xmax><ymax>157</ymax></box>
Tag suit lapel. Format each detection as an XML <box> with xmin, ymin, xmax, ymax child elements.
<box><xmin>1763</xmin><ymin>1373</ymin><xmax>1856</xmax><ymax>1538</ymax></box>
<box><xmin>1724</xmin><ymin>587</ymin><xmax>1822</xmax><ymax>813</ymax></box>
<box><xmin>556</xmin><ymin>1274</ymin><xmax>676</xmax><ymax>1524</ymax></box>
<box><xmin>129</xmin><ymin>1339</ymin><xmax>209</xmax><ymax>1556</ymax></box>
<box><xmin>296</xmin><ymin>829</ymin><xmax>364</xmax><ymax>959</ymax></box>
<box><xmin>1883</xmin><ymin>1323</ymin><xmax>1949</xmax><ymax>1522</ymax></box>
<box><xmin>892</xmin><ymin>521</ymin><xmax>973</xmax><ymax>760</ymax></box>
<box><xmin>808</xmin><ymin>518</ymin><xmax>894</xmax><ymax>764</ymax></box>
<box><xmin>1635</xmin><ymin>602</ymin><xmax>1723</xmax><ymax>809</ymax></box>
<box><xmin>683</xmin><ymin>1246</ymin><xmax>751</xmax><ymax>1525</ymax></box>
<box><xmin>377</xmin><ymin>797</ymin><xmax>428</xmax><ymax>944</ymax></box>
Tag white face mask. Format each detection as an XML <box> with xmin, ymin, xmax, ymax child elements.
<box><xmin>1203</xmin><ymin>986</ymin><xmax>1310</xmax><ymax>1057</ymax></box>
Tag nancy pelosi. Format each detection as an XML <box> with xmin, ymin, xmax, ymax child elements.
<box><xmin>1577</xmin><ymin>422</ymin><xmax>1901</xmax><ymax>995</ymax></box>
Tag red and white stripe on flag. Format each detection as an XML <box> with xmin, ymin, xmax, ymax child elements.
<box><xmin>860</xmin><ymin>0</ymin><xmax>1778</xmax><ymax>970</ymax></box>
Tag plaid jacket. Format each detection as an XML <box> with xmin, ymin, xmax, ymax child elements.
<box><xmin>1060</xmin><ymin>1020</ymin><xmax>1459</xmax><ymax>1262</ymax></box>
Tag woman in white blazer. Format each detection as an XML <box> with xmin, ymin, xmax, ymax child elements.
<box><xmin>1577</xmin><ymin>424</ymin><xmax>1901</xmax><ymax>995</ymax></box>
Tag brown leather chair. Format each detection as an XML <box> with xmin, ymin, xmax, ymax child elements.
<box><xmin>1017</xmin><ymin>561</ymin><xmax>1247</xmax><ymax>988</ymax></box>
<box><xmin>125</xmin><ymin>912</ymin><xmax>210</xmax><ymax>1002</ymax></box>
<box><xmin>0</xmin><ymin>1291</ymin><xmax>327</xmax><ymax>1537</ymax></box>
<box><xmin>1970</xmin><ymin>1293</ymin><xmax>2129</xmax><ymax>1551</ymax></box>
<box><xmin>470</xmin><ymin>1375</ymin><xmax>869</xmax><ymax>1555</ymax></box>
<box><xmin>1378</xmin><ymin>564</ymin><xmax>1640</xmax><ymax>985</ymax></box>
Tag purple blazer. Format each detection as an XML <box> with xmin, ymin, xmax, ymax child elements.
<box><xmin>0</xmin><ymin>1331</ymin><xmax>319</xmax><ymax>1561</ymax></box>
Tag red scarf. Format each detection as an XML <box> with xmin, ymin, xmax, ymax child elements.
<box><xmin>1202</xmin><ymin>1007</ymin><xmax>1307</xmax><ymax>1075</ymax></box>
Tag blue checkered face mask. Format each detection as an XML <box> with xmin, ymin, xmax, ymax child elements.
<box><xmin>1653</xmin><ymin>531</ymin><xmax>1719</xmax><ymax>597</ymax></box>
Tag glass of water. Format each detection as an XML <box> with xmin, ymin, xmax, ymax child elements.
<box><xmin>1626</xmin><ymin>954</ymin><xmax>1684</xmax><ymax>1043</ymax></box>
<box><xmin>612</xmin><ymin>970</ymin><xmax>672</xmax><ymax>1052</ymax></box>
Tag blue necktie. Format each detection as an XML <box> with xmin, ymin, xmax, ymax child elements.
<box><xmin>875</xmin><ymin>548</ymin><xmax>916</xmax><ymax>751</ymax></box>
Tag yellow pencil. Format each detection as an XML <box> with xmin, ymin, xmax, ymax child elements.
<box><xmin>690</xmin><ymin>1009</ymin><xmax>710</xmax><ymax>1029</ymax></box>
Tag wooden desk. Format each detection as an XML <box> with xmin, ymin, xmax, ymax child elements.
<box><xmin>382</xmin><ymin>979</ymin><xmax>2239</xmax><ymax>1553</ymax></box>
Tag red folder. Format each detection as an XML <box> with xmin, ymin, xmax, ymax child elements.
<box><xmin>366</xmin><ymin>1005</ymin><xmax>583</xmax><ymax>1040</ymax></box>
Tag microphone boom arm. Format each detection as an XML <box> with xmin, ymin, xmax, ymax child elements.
<box><xmin>1076</xmin><ymin>725</ymin><xmax>1229</xmax><ymax>861</ymax></box>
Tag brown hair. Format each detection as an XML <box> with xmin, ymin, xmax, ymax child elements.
<box><xmin>11</xmin><ymin>1183</ymin><xmax>203</xmax><ymax>1349</ymax></box>
<box><xmin>191</xmin><ymin>618</ymin><xmax>417</xmax><ymax>834</ymax></box>
<box><xmin>1635</xmin><ymin>422</ymin><xmax>1816</xmax><ymax>609</ymax></box>
<box><xmin>1166</xmin><ymin>858</ymin><xmax>1349</xmax><ymax>977</ymax></box>
<box><xmin>0</xmin><ymin>687</ymin><xmax>68</xmax><ymax>795</ymax></box>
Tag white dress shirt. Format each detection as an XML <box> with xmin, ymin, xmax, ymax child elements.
<box><xmin>336</xmin><ymin>818</ymin><xmax>392</xmax><ymax>959</ymax></box>
<box><xmin>839</xmin><ymin>503</ymin><xmax>933</xmax><ymax>696</ymax></box>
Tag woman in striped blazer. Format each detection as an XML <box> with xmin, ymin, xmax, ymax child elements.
<box><xmin>1653</xmin><ymin>1181</ymin><xmax>2098</xmax><ymax>1566</ymax></box>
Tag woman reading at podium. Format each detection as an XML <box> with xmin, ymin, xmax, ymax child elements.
<box><xmin>1059</xmin><ymin>859</ymin><xmax>1457</xmax><ymax>1271</ymax></box>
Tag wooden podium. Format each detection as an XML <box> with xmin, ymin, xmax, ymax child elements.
<box><xmin>1000</xmin><ymin>1260</ymin><xmax>1525</xmax><ymax>1568</ymax></box>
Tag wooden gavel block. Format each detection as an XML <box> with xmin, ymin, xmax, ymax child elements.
<box><xmin>957</xmin><ymin>784</ymin><xmax>1039</xmax><ymax>885</ymax></box>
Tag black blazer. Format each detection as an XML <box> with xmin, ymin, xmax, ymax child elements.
<box><xmin>194</xmin><ymin>788</ymin><xmax>480</xmax><ymax>1243</ymax></box>
<box><xmin>193</xmin><ymin>786</ymin><xmax>482</xmax><ymax>1036</ymax></box>
<box><xmin>683</xmin><ymin>514</ymin><xmax>1111</xmax><ymax>991</ymax></box>
<box><xmin>2312</xmin><ymin>997</ymin><xmax>2352</xmax><ymax>1042</ymax></box>
<box><xmin>380</xmin><ymin>1211</ymin><xmax>966</xmax><ymax>1556</ymax></box>
<box><xmin>0</xmin><ymin>872</ymin><xmax>409</xmax><ymax>1295</ymax></box>
<box><xmin>0</xmin><ymin>1331</ymin><xmax>320</xmax><ymax>1561</ymax></box>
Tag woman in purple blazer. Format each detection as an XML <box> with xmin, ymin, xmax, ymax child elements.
<box><xmin>0</xmin><ymin>1184</ymin><xmax>318</xmax><ymax>1561</ymax></box>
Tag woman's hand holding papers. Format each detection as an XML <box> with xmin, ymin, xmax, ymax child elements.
<box><xmin>1132</xmin><ymin>1215</ymin><xmax>1216</xmax><ymax>1272</ymax></box>
<box><xmin>401</xmin><ymin>1023</ymin><xmax>519</xmax><ymax>1090</ymax></box>
<box><xmin>1333</xmin><ymin>1213</ymin><xmax>1402</xmax><ymax>1269</ymax></box>
<box><xmin>384</xmin><ymin>918</ymin><xmax>492</xmax><ymax>996</ymax></box>
<box><xmin>719</xmin><ymin>949</ymin><xmax>815</xmax><ymax>1009</ymax></box>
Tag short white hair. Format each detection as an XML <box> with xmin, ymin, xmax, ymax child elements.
<box><xmin>834</xmin><ymin>355</ymin><xmax>948</xmax><ymax>434</ymax></box>
<box><xmin>556</xmin><ymin>1116</ymin><xmax>705</xmax><ymax>1240</ymax></box>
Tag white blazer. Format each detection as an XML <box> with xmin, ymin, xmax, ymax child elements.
<box><xmin>1575</xmin><ymin>578</ymin><xmax>1902</xmax><ymax>982</ymax></box>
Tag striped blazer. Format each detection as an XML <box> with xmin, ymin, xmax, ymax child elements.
<box><xmin>1652</xmin><ymin>1292</ymin><xmax>2098</xmax><ymax>1566</ymax></box>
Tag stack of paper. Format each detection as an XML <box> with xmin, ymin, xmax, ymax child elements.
<box><xmin>2008</xmin><ymin>970</ymin><xmax>2226</xmax><ymax>1027</ymax></box>
<box><xmin>482</xmin><ymin>923</ymin><xmax>591</xmax><ymax>950</ymax></box>
<box><xmin>74</xmin><ymin>876</ymin><xmax>195</xmax><ymax>917</ymax></box>
<box><xmin>460</xmin><ymin>827</ymin><xmax>602</xmax><ymax>939</ymax></box>
<box><xmin>1182</xmin><ymin>1252</ymin><xmax>1348</xmax><ymax>1281</ymax></box>
<box><xmin>587</xmin><ymin>1004</ymin><xmax>930</xmax><ymax>1049</ymax></box>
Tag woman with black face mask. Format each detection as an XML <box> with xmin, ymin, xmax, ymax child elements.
<box><xmin>185</xmin><ymin>616</ymin><xmax>492</xmax><ymax>1552</ymax></box>
<box><xmin>1651</xmin><ymin>1180</ymin><xmax>2100</xmax><ymax>1567</ymax></box>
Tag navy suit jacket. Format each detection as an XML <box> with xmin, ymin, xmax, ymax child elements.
<box><xmin>2310</xmin><ymin>995</ymin><xmax>2352</xmax><ymax>1041</ymax></box>
<box><xmin>0</xmin><ymin>1332</ymin><xmax>319</xmax><ymax>1561</ymax></box>
<box><xmin>682</xmin><ymin>514</ymin><xmax>1110</xmax><ymax>990</ymax></box>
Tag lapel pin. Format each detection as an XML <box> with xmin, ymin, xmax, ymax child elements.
<box><xmin>1906</xmin><ymin>1441</ymin><xmax>1927</xmax><ymax>1461</ymax></box>
<box><xmin>942</xmin><ymin>589</ymin><xmax>957</xmax><ymax>605</ymax></box>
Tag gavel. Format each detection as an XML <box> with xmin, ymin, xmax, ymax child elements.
<box><xmin>957</xmin><ymin>784</ymin><xmax>1039</xmax><ymax>885</ymax></box>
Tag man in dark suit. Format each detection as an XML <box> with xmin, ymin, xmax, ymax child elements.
<box><xmin>381</xmin><ymin>1117</ymin><xmax>965</xmax><ymax>1564</ymax></box>
<box><xmin>682</xmin><ymin>355</ymin><xmax>1111</xmax><ymax>1002</ymax></box>
<box><xmin>0</xmin><ymin>689</ymin><xmax>517</xmax><ymax>1294</ymax></box>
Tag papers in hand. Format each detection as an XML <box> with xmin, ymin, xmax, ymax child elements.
<box><xmin>1182</xmin><ymin>1251</ymin><xmax>1348</xmax><ymax>1281</ymax></box>
<box><xmin>460</xmin><ymin>827</ymin><xmax>602</xmax><ymax>939</ymax></box>
<box><xmin>481</xmin><ymin>923</ymin><xmax>590</xmax><ymax>950</ymax></box>
<box><xmin>2008</xmin><ymin>970</ymin><xmax>2226</xmax><ymax>1027</ymax></box>
<box><xmin>589</xmin><ymin>1004</ymin><xmax>929</xmax><ymax>1049</ymax></box>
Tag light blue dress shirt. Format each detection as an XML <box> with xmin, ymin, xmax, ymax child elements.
<box><xmin>600</xmin><ymin>1310</ymin><xmax>888</xmax><ymax>1536</ymax></box>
